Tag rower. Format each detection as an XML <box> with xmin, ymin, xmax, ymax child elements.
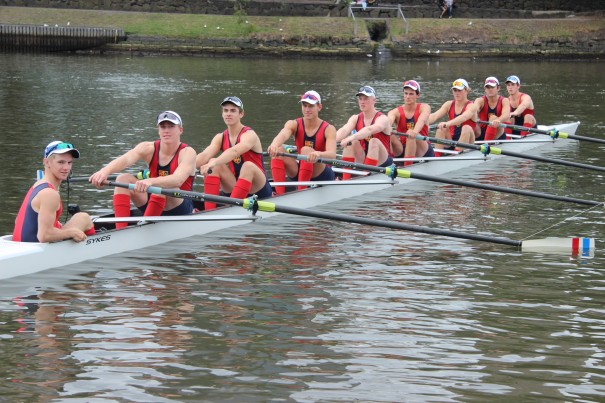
<box><xmin>505</xmin><ymin>75</ymin><xmax>537</xmax><ymax>137</ymax></box>
<box><xmin>429</xmin><ymin>78</ymin><xmax>478</xmax><ymax>155</ymax></box>
<box><xmin>335</xmin><ymin>85</ymin><xmax>393</xmax><ymax>180</ymax></box>
<box><xmin>387</xmin><ymin>79</ymin><xmax>435</xmax><ymax>166</ymax></box>
<box><xmin>13</xmin><ymin>141</ymin><xmax>95</xmax><ymax>242</ymax></box>
<box><xmin>267</xmin><ymin>90</ymin><xmax>337</xmax><ymax>194</ymax></box>
<box><xmin>89</xmin><ymin>111</ymin><xmax>197</xmax><ymax>229</ymax></box>
<box><xmin>474</xmin><ymin>76</ymin><xmax>511</xmax><ymax>141</ymax></box>
<box><xmin>196</xmin><ymin>96</ymin><xmax>272</xmax><ymax>210</ymax></box>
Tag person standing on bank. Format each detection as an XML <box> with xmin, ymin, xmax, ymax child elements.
<box><xmin>474</xmin><ymin>76</ymin><xmax>511</xmax><ymax>141</ymax></box>
<box><xmin>336</xmin><ymin>85</ymin><xmax>393</xmax><ymax>180</ymax></box>
<box><xmin>267</xmin><ymin>90</ymin><xmax>337</xmax><ymax>194</ymax></box>
<box><xmin>13</xmin><ymin>141</ymin><xmax>95</xmax><ymax>243</ymax></box>
<box><xmin>505</xmin><ymin>75</ymin><xmax>537</xmax><ymax>137</ymax></box>
<box><xmin>388</xmin><ymin>80</ymin><xmax>434</xmax><ymax>166</ymax></box>
<box><xmin>196</xmin><ymin>96</ymin><xmax>272</xmax><ymax>210</ymax></box>
<box><xmin>89</xmin><ymin>111</ymin><xmax>197</xmax><ymax>229</ymax></box>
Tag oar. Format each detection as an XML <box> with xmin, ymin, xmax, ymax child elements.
<box><xmin>278</xmin><ymin>153</ymin><xmax>604</xmax><ymax>207</ymax></box>
<box><xmin>397</xmin><ymin>132</ymin><xmax>605</xmax><ymax>173</ymax></box>
<box><xmin>106</xmin><ymin>181</ymin><xmax>595</xmax><ymax>254</ymax></box>
<box><xmin>67</xmin><ymin>174</ymin><xmax>119</xmax><ymax>183</ymax></box>
<box><xmin>478</xmin><ymin>120</ymin><xmax>605</xmax><ymax>145</ymax></box>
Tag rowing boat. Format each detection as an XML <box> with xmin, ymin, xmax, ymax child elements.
<box><xmin>0</xmin><ymin>122</ymin><xmax>582</xmax><ymax>279</ymax></box>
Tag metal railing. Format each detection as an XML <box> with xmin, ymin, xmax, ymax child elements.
<box><xmin>348</xmin><ymin>4</ymin><xmax>408</xmax><ymax>35</ymax></box>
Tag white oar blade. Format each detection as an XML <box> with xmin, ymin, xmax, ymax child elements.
<box><xmin>521</xmin><ymin>237</ymin><xmax>595</xmax><ymax>255</ymax></box>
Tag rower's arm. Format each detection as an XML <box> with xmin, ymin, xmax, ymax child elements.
<box><xmin>335</xmin><ymin>115</ymin><xmax>357</xmax><ymax>142</ymax></box>
<box><xmin>267</xmin><ymin>119</ymin><xmax>296</xmax><ymax>156</ymax></box>
<box><xmin>387</xmin><ymin>107</ymin><xmax>400</xmax><ymax>127</ymax></box>
<box><xmin>447</xmin><ymin>103</ymin><xmax>477</xmax><ymax>127</ymax></box>
<box><xmin>89</xmin><ymin>142</ymin><xmax>153</xmax><ymax>187</ymax></box>
<box><xmin>321</xmin><ymin>124</ymin><xmax>337</xmax><ymax>159</ymax></box>
<box><xmin>498</xmin><ymin>97</ymin><xmax>511</xmax><ymax>122</ymax></box>
<box><xmin>413</xmin><ymin>103</ymin><xmax>431</xmax><ymax>134</ymax></box>
<box><xmin>428</xmin><ymin>101</ymin><xmax>450</xmax><ymax>125</ymax></box>
<box><xmin>36</xmin><ymin>189</ymin><xmax>85</xmax><ymax>243</ymax></box>
<box><xmin>196</xmin><ymin>133</ymin><xmax>222</xmax><ymax>169</ymax></box>
<box><xmin>511</xmin><ymin>94</ymin><xmax>533</xmax><ymax>117</ymax></box>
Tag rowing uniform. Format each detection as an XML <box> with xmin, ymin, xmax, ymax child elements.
<box><xmin>13</xmin><ymin>182</ymin><xmax>62</xmax><ymax>242</ymax></box>
<box><xmin>448</xmin><ymin>101</ymin><xmax>477</xmax><ymax>142</ymax></box>
<box><xmin>222</xmin><ymin>127</ymin><xmax>273</xmax><ymax>198</ymax></box>
<box><xmin>294</xmin><ymin>118</ymin><xmax>335</xmax><ymax>181</ymax></box>
<box><xmin>508</xmin><ymin>92</ymin><xmax>537</xmax><ymax>135</ymax></box>
<box><xmin>356</xmin><ymin>112</ymin><xmax>393</xmax><ymax>167</ymax></box>
<box><xmin>477</xmin><ymin>95</ymin><xmax>505</xmax><ymax>141</ymax></box>
<box><xmin>394</xmin><ymin>104</ymin><xmax>434</xmax><ymax>158</ymax></box>
<box><xmin>138</xmin><ymin>140</ymin><xmax>195</xmax><ymax>216</ymax></box>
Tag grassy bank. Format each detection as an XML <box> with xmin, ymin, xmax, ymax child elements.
<box><xmin>1</xmin><ymin>6</ymin><xmax>604</xmax><ymax>56</ymax></box>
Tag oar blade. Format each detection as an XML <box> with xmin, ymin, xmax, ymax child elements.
<box><xmin>521</xmin><ymin>237</ymin><xmax>595</xmax><ymax>255</ymax></box>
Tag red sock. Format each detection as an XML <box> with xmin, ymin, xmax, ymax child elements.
<box><xmin>363</xmin><ymin>157</ymin><xmax>378</xmax><ymax>166</ymax></box>
<box><xmin>434</xmin><ymin>150</ymin><xmax>443</xmax><ymax>157</ymax></box>
<box><xmin>485</xmin><ymin>125</ymin><xmax>497</xmax><ymax>141</ymax></box>
<box><xmin>341</xmin><ymin>156</ymin><xmax>356</xmax><ymax>180</ymax></box>
<box><xmin>85</xmin><ymin>226</ymin><xmax>96</xmax><ymax>236</ymax></box>
<box><xmin>271</xmin><ymin>158</ymin><xmax>286</xmax><ymax>195</ymax></box>
<box><xmin>521</xmin><ymin>122</ymin><xmax>533</xmax><ymax>137</ymax></box>
<box><xmin>113</xmin><ymin>193</ymin><xmax>131</xmax><ymax>229</ymax></box>
<box><xmin>203</xmin><ymin>175</ymin><xmax>221</xmax><ymax>210</ymax></box>
<box><xmin>144</xmin><ymin>194</ymin><xmax>166</xmax><ymax>216</ymax></box>
<box><xmin>297</xmin><ymin>161</ymin><xmax>314</xmax><ymax>190</ymax></box>
<box><xmin>230</xmin><ymin>178</ymin><xmax>252</xmax><ymax>199</ymax></box>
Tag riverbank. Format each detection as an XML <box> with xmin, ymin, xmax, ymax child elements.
<box><xmin>1</xmin><ymin>6</ymin><xmax>604</xmax><ymax>59</ymax></box>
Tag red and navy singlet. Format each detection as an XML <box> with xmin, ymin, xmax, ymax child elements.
<box><xmin>509</xmin><ymin>93</ymin><xmax>536</xmax><ymax>134</ymax></box>
<box><xmin>395</xmin><ymin>104</ymin><xmax>429</xmax><ymax>146</ymax></box>
<box><xmin>355</xmin><ymin>112</ymin><xmax>392</xmax><ymax>156</ymax></box>
<box><xmin>295</xmin><ymin>118</ymin><xmax>329</xmax><ymax>152</ymax></box>
<box><xmin>148</xmin><ymin>140</ymin><xmax>195</xmax><ymax>191</ymax></box>
<box><xmin>221</xmin><ymin>127</ymin><xmax>267</xmax><ymax>178</ymax></box>
<box><xmin>13</xmin><ymin>183</ymin><xmax>62</xmax><ymax>242</ymax></box>
<box><xmin>477</xmin><ymin>95</ymin><xmax>503</xmax><ymax>140</ymax></box>
<box><xmin>448</xmin><ymin>101</ymin><xmax>477</xmax><ymax>141</ymax></box>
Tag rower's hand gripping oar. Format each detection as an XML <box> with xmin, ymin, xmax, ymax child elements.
<box><xmin>397</xmin><ymin>132</ymin><xmax>605</xmax><ymax>173</ymax></box>
<box><xmin>477</xmin><ymin>120</ymin><xmax>605</xmax><ymax>145</ymax></box>
<box><xmin>106</xmin><ymin>181</ymin><xmax>596</xmax><ymax>255</ymax></box>
<box><xmin>278</xmin><ymin>153</ymin><xmax>605</xmax><ymax>208</ymax></box>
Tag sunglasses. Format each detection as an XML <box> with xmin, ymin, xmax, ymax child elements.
<box><xmin>221</xmin><ymin>96</ymin><xmax>244</xmax><ymax>109</ymax></box>
<box><xmin>44</xmin><ymin>142</ymin><xmax>74</xmax><ymax>158</ymax></box>
<box><xmin>484</xmin><ymin>80</ymin><xmax>498</xmax><ymax>87</ymax></box>
<box><xmin>157</xmin><ymin>111</ymin><xmax>182</xmax><ymax>125</ymax></box>
<box><xmin>452</xmin><ymin>81</ymin><xmax>467</xmax><ymax>88</ymax></box>
<box><xmin>357</xmin><ymin>86</ymin><xmax>375</xmax><ymax>94</ymax></box>
<box><xmin>301</xmin><ymin>93</ymin><xmax>319</xmax><ymax>102</ymax></box>
<box><xmin>403</xmin><ymin>80</ymin><xmax>419</xmax><ymax>90</ymax></box>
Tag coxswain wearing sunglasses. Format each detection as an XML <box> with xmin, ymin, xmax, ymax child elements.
<box><xmin>89</xmin><ymin>111</ymin><xmax>197</xmax><ymax>229</ymax></box>
<box><xmin>387</xmin><ymin>80</ymin><xmax>435</xmax><ymax>166</ymax></box>
<box><xmin>267</xmin><ymin>90</ymin><xmax>337</xmax><ymax>194</ymax></box>
<box><xmin>195</xmin><ymin>96</ymin><xmax>273</xmax><ymax>210</ymax></box>
<box><xmin>504</xmin><ymin>75</ymin><xmax>537</xmax><ymax>137</ymax></box>
<box><xmin>13</xmin><ymin>141</ymin><xmax>95</xmax><ymax>243</ymax></box>
<box><xmin>335</xmin><ymin>85</ymin><xmax>394</xmax><ymax>180</ymax></box>
<box><xmin>473</xmin><ymin>76</ymin><xmax>511</xmax><ymax>142</ymax></box>
<box><xmin>428</xmin><ymin>78</ymin><xmax>478</xmax><ymax>155</ymax></box>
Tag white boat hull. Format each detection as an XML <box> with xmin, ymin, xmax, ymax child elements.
<box><xmin>0</xmin><ymin>122</ymin><xmax>581</xmax><ymax>279</ymax></box>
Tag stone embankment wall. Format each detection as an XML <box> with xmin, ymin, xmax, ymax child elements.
<box><xmin>2</xmin><ymin>0</ymin><xmax>603</xmax><ymax>18</ymax></box>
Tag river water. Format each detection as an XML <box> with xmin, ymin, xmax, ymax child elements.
<box><xmin>0</xmin><ymin>54</ymin><xmax>604</xmax><ymax>402</ymax></box>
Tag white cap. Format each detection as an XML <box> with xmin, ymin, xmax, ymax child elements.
<box><xmin>356</xmin><ymin>85</ymin><xmax>376</xmax><ymax>98</ymax></box>
<box><xmin>451</xmin><ymin>78</ymin><xmax>470</xmax><ymax>90</ymax></box>
<box><xmin>44</xmin><ymin>141</ymin><xmax>80</xmax><ymax>159</ymax></box>
<box><xmin>157</xmin><ymin>110</ymin><xmax>183</xmax><ymax>126</ymax></box>
<box><xmin>484</xmin><ymin>76</ymin><xmax>499</xmax><ymax>87</ymax></box>
<box><xmin>506</xmin><ymin>75</ymin><xmax>521</xmax><ymax>85</ymax></box>
<box><xmin>299</xmin><ymin>90</ymin><xmax>321</xmax><ymax>105</ymax></box>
